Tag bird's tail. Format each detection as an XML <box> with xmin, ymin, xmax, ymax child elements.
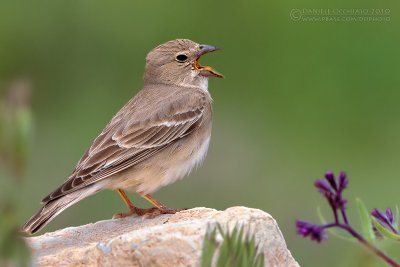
<box><xmin>22</xmin><ymin>185</ymin><xmax>99</xmax><ymax>234</ymax></box>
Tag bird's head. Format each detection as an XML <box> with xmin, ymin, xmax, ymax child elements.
<box><xmin>144</xmin><ymin>39</ymin><xmax>222</xmax><ymax>89</ymax></box>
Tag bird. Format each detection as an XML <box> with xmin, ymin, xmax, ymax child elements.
<box><xmin>22</xmin><ymin>39</ymin><xmax>223</xmax><ymax>234</ymax></box>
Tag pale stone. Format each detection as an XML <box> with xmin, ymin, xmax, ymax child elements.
<box><xmin>25</xmin><ymin>207</ymin><xmax>299</xmax><ymax>267</ymax></box>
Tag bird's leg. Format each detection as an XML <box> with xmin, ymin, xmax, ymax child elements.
<box><xmin>113</xmin><ymin>189</ymin><xmax>138</xmax><ymax>219</ymax></box>
<box><xmin>113</xmin><ymin>190</ymin><xmax>184</xmax><ymax>219</ymax></box>
<box><xmin>140</xmin><ymin>193</ymin><xmax>186</xmax><ymax>215</ymax></box>
<box><xmin>113</xmin><ymin>189</ymin><xmax>158</xmax><ymax>218</ymax></box>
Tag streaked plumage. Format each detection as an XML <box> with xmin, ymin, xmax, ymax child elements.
<box><xmin>22</xmin><ymin>39</ymin><xmax>222</xmax><ymax>234</ymax></box>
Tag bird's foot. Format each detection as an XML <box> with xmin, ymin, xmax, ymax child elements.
<box><xmin>112</xmin><ymin>207</ymin><xmax>136</xmax><ymax>219</ymax></box>
<box><xmin>112</xmin><ymin>204</ymin><xmax>155</xmax><ymax>219</ymax></box>
<box><xmin>113</xmin><ymin>190</ymin><xmax>187</xmax><ymax>219</ymax></box>
<box><xmin>112</xmin><ymin>211</ymin><xmax>133</xmax><ymax>219</ymax></box>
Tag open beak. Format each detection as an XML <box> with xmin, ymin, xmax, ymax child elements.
<box><xmin>194</xmin><ymin>44</ymin><xmax>223</xmax><ymax>78</ymax></box>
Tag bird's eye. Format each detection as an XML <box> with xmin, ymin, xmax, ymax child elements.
<box><xmin>176</xmin><ymin>54</ymin><xmax>188</xmax><ymax>63</ymax></box>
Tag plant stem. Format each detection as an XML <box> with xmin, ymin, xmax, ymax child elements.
<box><xmin>337</xmin><ymin>224</ymin><xmax>400</xmax><ymax>267</ymax></box>
<box><xmin>340</xmin><ymin>209</ymin><xmax>348</xmax><ymax>225</ymax></box>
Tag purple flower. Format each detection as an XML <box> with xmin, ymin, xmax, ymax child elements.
<box><xmin>386</xmin><ymin>208</ymin><xmax>394</xmax><ymax>224</ymax></box>
<box><xmin>324</xmin><ymin>170</ymin><xmax>337</xmax><ymax>191</ymax></box>
<box><xmin>372</xmin><ymin>208</ymin><xmax>389</xmax><ymax>225</ymax></box>
<box><xmin>296</xmin><ymin>171</ymin><xmax>400</xmax><ymax>266</ymax></box>
<box><xmin>372</xmin><ymin>208</ymin><xmax>398</xmax><ymax>234</ymax></box>
<box><xmin>314</xmin><ymin>179</ymin><xmax>332</xmax><ymax>194</ymax></box>
<box><xmin>338</xmin><ymin>171</ymin><xmax>348</xmax><ymax>191</ymax></box>
<box><xmin>296</xmin><ymin>220</ymin><xmax>327</xmax><ymax>242</ymax></box>
<box><xmin>314</xmin><ymin>171</ymin><xmax>347</xmax><ymax>210</ymax></box>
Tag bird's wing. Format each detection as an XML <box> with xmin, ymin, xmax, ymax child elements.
<box><xmin>42</xmin><ymin>88</ymin><xmax>209</xmax><ymax>203</ymax></box>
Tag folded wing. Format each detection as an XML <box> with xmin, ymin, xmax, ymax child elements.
<box><xmin>42</xmin><ymin>89</ymin><xmax>208</xmax><ymax>204</ymax></box>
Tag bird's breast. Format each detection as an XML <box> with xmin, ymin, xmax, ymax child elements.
<box><xmin>159</xmin><ymin>134</ymin><xmax>211</xmax><ymax>188</ymax></box>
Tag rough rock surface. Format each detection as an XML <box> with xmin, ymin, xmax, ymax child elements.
<box><xmin>25</xmin><ymin>207</ymin><xmax>299</xmax><ymax>267</ymax></box>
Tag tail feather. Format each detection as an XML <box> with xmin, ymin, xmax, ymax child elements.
<box><xmin>22</xmin><ymin>185</ymin><xmax>98</xmax><ymax>234</ymax></box>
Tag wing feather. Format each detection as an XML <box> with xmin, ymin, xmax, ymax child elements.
<box><xmin>41</xmin><ymin>88</ymin><xmax>208</xmax><ymax>204</ymax></box>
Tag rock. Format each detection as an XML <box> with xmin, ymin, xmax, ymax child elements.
<box><xmin>25</xmin><ymin>207</ymin><xmax>299</xmax><ymax>267</ymax></box>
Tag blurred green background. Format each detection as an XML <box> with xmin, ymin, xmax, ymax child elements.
<box><xmin>1</xmin><ymin>0</ymin><xmax>399</xmax><ymax>266</ymax></box>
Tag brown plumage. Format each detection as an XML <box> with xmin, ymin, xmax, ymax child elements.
<box><xmin>22</xmin><ymin>39</ymin><xmax>222</xmax><ymax>234</ymax></box>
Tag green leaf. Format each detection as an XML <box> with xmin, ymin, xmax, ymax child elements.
<box><xmin>201</xmin><ymin>227</ymin><xmax>218</xmax><ymax>267</ymax></box>
<box><xmin>216</xmin><ymin>228</ymin><xmax>229</xmax><ymax>267</ymax></box>
<box><xmin>355</xmin><ymin>198</ymin><xmax>375</xmax><ymax>242</ymax></box>
<box><xmin>316</xmin><ymin>206</ymin><xmax>355</xmax><ymax>242</ymax></box>
<box><xmin>201</xmin><ymin>223</ymin><xmax>264</xmax><ymax>267</ymax></box>
<box><xmin>372</xmin><ymin>217</ymin><xmax>400</xmax><ymax>242</ymax></box>
<box><xmin>247</xmin><ymin>234</ymin><xmax>256</xmax><ymax>265</ymax></box>
<box><xmin>254</xmin><ymin>254</ymin><xmax>264</xmax><ymax>267</ymax></box>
